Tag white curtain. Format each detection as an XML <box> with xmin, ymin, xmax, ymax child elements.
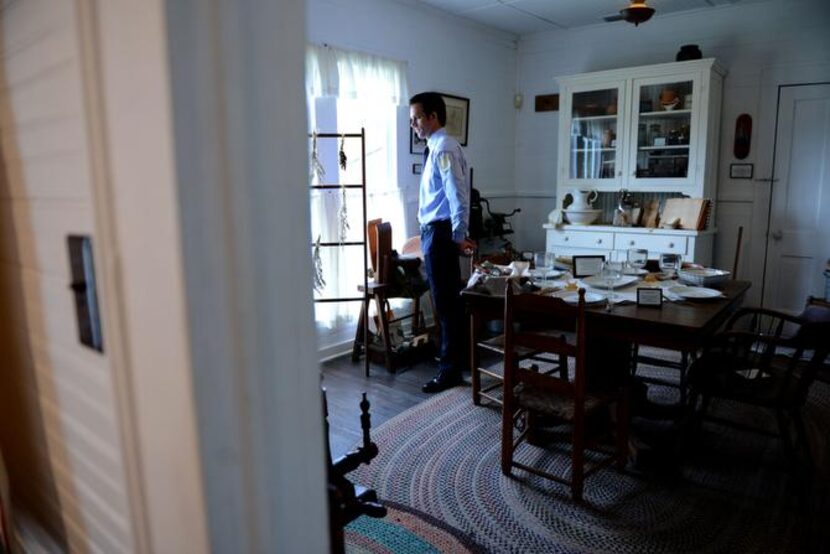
<box><xmin>306</xmin><ymin>44</ymin><xmax>410</xmax><ymax>343</ymax></box>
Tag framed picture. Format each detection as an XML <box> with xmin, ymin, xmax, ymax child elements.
<box><xmin>410</xmin><ymin>128</ymin><xmax>427</xmax><ymax>155</ymax></box>
<box><xmin>730</xmin><ymin>163</ymin><xmax>754</xmax><ymax>179</ymax></box>
<box><xmin>572</xmin><ymin>255</ymin><xmax>605</xmax><ymax>278</ymax></box>
<box><xmin>412</xmin><ymin>163</ymin><xmax>423</xmax><ymax>175</ymax></box>
<box><xmin>441</xmin><ymin>93</ymin><xmax>470</xmax><ymax>146</ymax></box>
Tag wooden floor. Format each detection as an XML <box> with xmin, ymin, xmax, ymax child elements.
<box><xmin>322</xmin><ymin>352</ymin><xmax>447</xmax><ymax>458</ymax></box>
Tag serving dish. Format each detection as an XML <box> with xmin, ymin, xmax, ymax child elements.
<box><xmin>668</xmin><ymin>285</ymin><xmax>724</xmax><ymax>300</ymax></box>
<box><xmin>678</xmin><ymin>268</ymin><xmax>730</xmax><ymax>287</ymax></box>
<box><xmin>563</xmin><ymin>209</ymin><xmax>601</xmax><ymax>226</ymax></box>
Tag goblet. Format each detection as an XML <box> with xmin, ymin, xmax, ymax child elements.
<box><xmin>600</xmin><ymin>260</ymin><xmax>624</xmax><ymax>311</ymax></box>
<box><xmin>627</xmin><ymin>248</ymin><xmax>648</xmax><ymax>274</ymax></box>
<box><xmin>659</xmin><ymin>253</ymin><xmax>682</xmax><ymax>278</ymax></box>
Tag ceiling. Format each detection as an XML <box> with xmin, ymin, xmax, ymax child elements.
<box><xmin>406</xmin><ymin>0</ymin><xmax>758</xmax><ymax>35</ymax></box>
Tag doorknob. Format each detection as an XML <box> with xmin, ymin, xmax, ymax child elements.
<box><xmin>771</xmin><ymin>230</ymin><xmax>783</xmax><ymax>241</ymax></box>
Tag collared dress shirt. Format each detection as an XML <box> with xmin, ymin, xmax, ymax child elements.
<box><xmin>418</xmin><ymin>128</ymin><xmax>469</xmax><ymax>243</ymax></box>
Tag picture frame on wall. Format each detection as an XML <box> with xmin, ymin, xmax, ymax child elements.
<box><xmin>729</xmin><ymin>163</ymin><xmax>754</xmax><ymax>179</ymax></box>
<box><xmin>410</xmin><ymin>128</ymin><xmax>427</xmax><ymax>155</ymax></box>
<box><xmin>441</xmin><ymin>93</ymin><xmax>470</xmax><ymax>146</ymax></box>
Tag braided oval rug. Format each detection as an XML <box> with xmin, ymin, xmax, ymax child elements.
<box><xmin>351</xmin><ymin>357</ymin><xmax>830</xmax><ymax>553</ymax></box>
<box><xmin>345</xmin><ymin>500</ymin><xmax>481</xmax><ymax>553</ymax></box>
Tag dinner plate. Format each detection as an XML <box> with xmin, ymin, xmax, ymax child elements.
<box><xmin>623</xmin><ymin>267</ymin><xmax>648</xmax><ymax>276</ymax></box>
<box><xmin>557</xmin><ymin>291</ymin><xmax>606</xmax><ymax>305</ymax></box>
<box><xmin>528</xmin><ymin>269</ymin><xmax>566</xmax><ymax>280</ymax></box>
<box><xmin>668</xmin><ymin>285</ymin><xmax>724</xmax><ymax>300</ymax></box>
<box><xmin>581</xmin><ymin>274</ymin><xmax>640</xmax><ymax>289</ymax></box>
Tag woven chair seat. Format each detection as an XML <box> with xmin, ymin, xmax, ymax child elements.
<box><xmin>516</xmin><ymin>384</ymin><xmax>606</xmax><ymax>420</ymax></box>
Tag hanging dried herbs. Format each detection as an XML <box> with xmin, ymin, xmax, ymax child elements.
<box><xmin>338</xmin><ymin>134</ymin><xmax>348</xmax><ymax>170</ymax></box>
<box><xmin>310</xmin><ymin>131</ymin><xmax>326</xmax><ymax>184</ymax></box>
<box><xmin>312</xmin><ymin>234</ymin><xmax>325</xmax><ymax>293</ymax></box>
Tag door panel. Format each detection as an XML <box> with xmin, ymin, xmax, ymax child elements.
<box><xmin>763</xmin><ymin>84</ymin><xmax>830</xmax><ymax>312</ymax></box>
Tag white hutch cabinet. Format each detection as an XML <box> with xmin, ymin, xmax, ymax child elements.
<box><xmin>548</xmin><ymin>58</ymin><xmax>726</xmax><ymax>264</ymax></box>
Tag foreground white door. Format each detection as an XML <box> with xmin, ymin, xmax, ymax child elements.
<box><xmin>762</xmin><ymin>84</ymin><xmax>830</xmax><ymax>312</ymax></box>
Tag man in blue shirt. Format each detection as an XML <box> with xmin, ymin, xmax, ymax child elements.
<box><xmin>410</xmin><ymin>92</ymin><xmax>476</xmax><ymax>393</ymax></box>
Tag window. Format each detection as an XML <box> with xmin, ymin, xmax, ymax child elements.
<box><xmin>306</xmin><ymin>45</ymin><xmax>409</xmax><ymax>347</ymax></box>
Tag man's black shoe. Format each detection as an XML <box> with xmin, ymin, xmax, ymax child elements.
<box><xmin>422</xmin><ymin>376</ymin><xmax>462</xmax><ymax>393</ymax></box>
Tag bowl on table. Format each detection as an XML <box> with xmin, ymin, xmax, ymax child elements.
<box><xmin>564</xmin><ymin>209</ymin><xmax>601</xmax><ymax>226</ymax></box>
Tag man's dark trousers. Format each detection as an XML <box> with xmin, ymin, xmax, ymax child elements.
<box><xmin>421</xmin><ymin>220</ymin><xmax>465</xmax><ymax>381</ymax></box>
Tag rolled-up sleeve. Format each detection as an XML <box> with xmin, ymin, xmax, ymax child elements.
<box><xmin>436</xmin><ymin>150</ymin><xmax>469</xmax><ymax>242</ymax></box>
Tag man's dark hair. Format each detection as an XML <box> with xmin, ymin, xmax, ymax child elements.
<box><xmin>410</xmin><ymin>92</ymin><xmax>447</xmax><ymax>126</ymax></box>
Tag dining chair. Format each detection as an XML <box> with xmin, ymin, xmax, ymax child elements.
<box><xmin>466</xmin><ymin>291</ymin><xmax>567</xmax><ymax>407</ymax></box>
<box><xmin>798</xmin><ymin>296</ymin><xmax>830</xmax><ymax>384</ymax></box>
<box><xmin>631</xmin><ymin>228</ymin><xmax>744</xmax><ymax>402</ymax></box>
<box><xmin>687</xmin><ymin>306</ymin><xmax>829</xmax><ymax>467</ymax></box>
<box><xmin>732</xmin><ymin>225</ymin><xmax>744</xmax><ymax>279</ymax></box>
<box><xmin>501</xmin><ymin>286</ymin><xmax>629</xmax><ymax>501</ymax></box>
<box><xmin>352</xmin><ymin>220</ymin><xmax>433</xmax><ymax>372</ymax></box>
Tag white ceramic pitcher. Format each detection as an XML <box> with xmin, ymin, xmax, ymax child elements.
<box><xmin>566</xmin><ymin>189</ymin><xmax>598</xmax><ymax>210</ymax></box>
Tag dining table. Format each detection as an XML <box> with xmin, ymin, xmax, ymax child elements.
<box><xmin>462</xmin><ymin>272</ymin><xmax>752</xmax><ymax>409</ymax></box>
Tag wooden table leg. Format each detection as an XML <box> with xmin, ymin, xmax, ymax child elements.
<box><xmin>470</xmin><ymin>311</ymin><xmax>481</xmax><ymax>405</ymax></box>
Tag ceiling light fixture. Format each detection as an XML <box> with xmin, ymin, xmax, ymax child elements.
<box><xmin>603</xmin><ymin>1</ymin><xmax>656</xmax><ymax>26</ymax></box>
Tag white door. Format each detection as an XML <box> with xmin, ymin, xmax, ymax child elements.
<box><xmin>763</xmin><ymin>84</ymin><xmax>830</xmax><ymax>312</ymax></box>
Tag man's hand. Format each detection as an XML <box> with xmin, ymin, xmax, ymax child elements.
<box><xmin>456</xmin><ymin>237</ymin><xmax>477</xmax><ymax>257</ymax></box>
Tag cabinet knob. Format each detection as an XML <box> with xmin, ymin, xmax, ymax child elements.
<box><xmin>596</xmin><ymin>239</ymin><xmax>603</xmax><ymax>244</ymax></box>
<box><xmin>629</xmin><ymin>240</ymin><xmax>635</xmax><ymax>246</ymax></box>
<box><xmin>617</xmin><ymin>171</ymin><xmax>622</xmax><ymax>177</ymax></box>
<box><xmin>564</xmin><ymin>237</ymin><xmax>569</xmax><ymax>242</ymax></box>
<box><xmin>669</xmin><ymin>242</ymin><xmax>675</xmax><ymax>248</ymax></box>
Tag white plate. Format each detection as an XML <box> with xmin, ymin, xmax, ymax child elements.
<box><xmin>623</xmin><ymin>267</ymin><xmax>648</xmax><ymax>276</ymax></box>
<box><xmin>528</xmin><ymin>269</ymin><xmax>566</xmax><ymax>280</ymax></box>
<box><xmin>668</xmin><ymin>285</ymin><xmax>724</xmax><ymax>300</ymax></box>
<box><xmin>557</xmin><ymin>291</ymin><xmax>606</xmax><ymax>305</ymax></box>
<box><xmin>581</xmin><ymin>274</ymin><xmax>640</xmax><ymax>289</ymax></box>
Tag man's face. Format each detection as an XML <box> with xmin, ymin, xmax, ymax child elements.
<box><xmin>410</xmin><ymin>103</ymin><xmax>437</xmax><ymax>140</ymax></box>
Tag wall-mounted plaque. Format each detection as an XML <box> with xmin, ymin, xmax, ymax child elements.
<box><xmin>535</xmin><ymin>94</ymin><xmax>559</xmax><ymax>112</ymax></box>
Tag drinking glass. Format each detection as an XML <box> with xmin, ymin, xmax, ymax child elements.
<box><xmin>627</xmin><ymin>248</ymin><xmax>648</xmax><ymax>274</ymax></box>
<box><xmin>659</xmin><ymin>253</ymin><xmax>682</xmax><ymax>278</ymax></box>
<box><xmin>533</xmin><ymin>251</ymin><xmax>555</xmax><ymax>280</ymax></box>
<box><xmin>601</xmin><ymin>260</ymin><xmax>624</xmax><ymax>311</ymax></box>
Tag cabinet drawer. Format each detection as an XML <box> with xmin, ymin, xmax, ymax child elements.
<box><xmin>614</xmin><ymin>233</ymin><xmax>687</xmax><ymax>255</ymax></box>
<box><xmin>548</xmin><ymin>230</ymin><xmax>614</xmax><ymax>250</ymax></box>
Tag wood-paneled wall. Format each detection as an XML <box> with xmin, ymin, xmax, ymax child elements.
<box><xmin>0</xmin><ymin>0</ymin><xmax>133</xmax><ymax>550</ymax></box>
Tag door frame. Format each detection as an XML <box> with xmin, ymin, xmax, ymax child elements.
<box><xmin>748</xmin><ymin>63</ymin><xmax>830</xmax><ymax>308</ymax></box>
<box><xmin>76</xmin><ymin>0</ymin><xmax>328</xmax><ymax>551</ymax></box>
<box><xmin>75</xmin><ymin>0</ymin><xmax>209</xmax><ymax>551</ymax></box>
<box><xmin>760</xmin><ymin>82</ymin><xmax>830</xmax><ymax>308</ymax></box>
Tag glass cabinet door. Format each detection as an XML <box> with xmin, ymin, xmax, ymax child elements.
<box><xmin>566</xmin><ymin>86</ymin><xmax>624</xmax><ymax>184</ymax></box>
<box><xmin>630</xmin><ymin>77</ymin><xmax>697</xmax><ymax>184</ymax></box>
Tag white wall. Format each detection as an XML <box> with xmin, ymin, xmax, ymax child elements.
<box><xmin>308</xmin><ymin>0</ymin><xmax>519</xmax><ymax>238</ymax></box>
<box><xmin>513</xmin><ymin>0</ymin><xmax>830</xmax><ymax>301</ymax></box>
